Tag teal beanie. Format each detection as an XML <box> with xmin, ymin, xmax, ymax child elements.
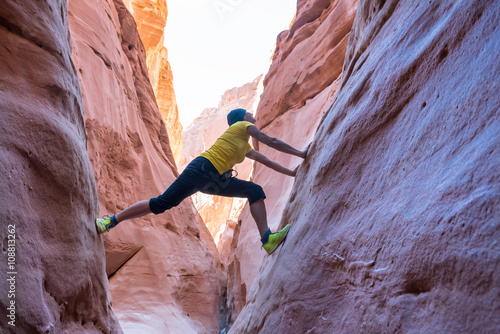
<box><xmin>227</xmin><ymin>108</ymin><xmax>246</xmax><ymax>126</ymax></box>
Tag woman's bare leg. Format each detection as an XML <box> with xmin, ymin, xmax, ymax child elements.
<box><xmin>114</xmin><ymin>200</ymin><xmax>152</xmax><ymax>223</ymax></box>
<box><xmin>250</xmin><ymin>199</ymin><xmax>270</xmax><ymax>238</ymax></box>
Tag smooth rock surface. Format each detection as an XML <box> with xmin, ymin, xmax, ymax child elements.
<box><xmin>124</xmin><ymin>0</ymin><xmax>183</xmax><ymax>162</ymax></box>
<box><xmin>68</xmin><ymin>0</ymin><xmax>220</xmax><ymax>332</ymax></box>
<box><xmin>230</xmin><ymin>0</ymin><xmax>500</xmax><ymax>333</ymax></box>
<box><xmin>0</xmin><ymin>0</ymin><xmax>121</xmax><ymax>332</ymax></box>
<box><xmin>226</xmin><ymin>0</ymin><xmax>358</xmax><ymax>325</ymax></box>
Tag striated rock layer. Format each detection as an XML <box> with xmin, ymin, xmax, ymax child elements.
<box><xmin>124</xmin><ymin>0</ymin><xmax>183</xmax><ymax>162</ymax></box>
<box><xmin>231</xmin><ymin>0</ymin><xmax>500</xmax><ymax>333</ymax></box>
<box><xmin>0</xmin><ymin>0</ymin><xmax>121</xmax><ymax>333</ymax></box>
<box><xmin>68</xmin><ymin>0</ymin><xmax>220</xmax><ymax>333</ymax></box>
<box><xmin>226</xmin><ymin>0</ymin><xmax>358</xmax><ymax>324</ymax></box>
<box><xmin>179</xmin><ymin>75</ymin><xmax>263</xmax><ymax>242</ymax></box>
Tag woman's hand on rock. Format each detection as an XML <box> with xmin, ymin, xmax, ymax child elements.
<box><xmin>299</xmin><ymin>144</ymin><xmax>310</xmax><ymax>158</ymax></box>
<box><xmin>288</xmin><ymin>165</ymin><xmax>299</xmax><ymax>177</ymax></box>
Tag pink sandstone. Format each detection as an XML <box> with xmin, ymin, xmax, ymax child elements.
<box><xmin>3</xmin><ymin>0</ymin><xmax>498</xmax><ymax>332</ymax></box>
<box><xmin>123</xmin><ymin>0</ymin><xmax>183</xmax><ymax>162</ymax></box>
<box><xmin>230</xmin><ymin>0</ymin><xmax>500</xmax><ymax>332</ymax></box>
<box><xmin>226</xmin><ymin>0</ymin><xmax>358</xmax><ymax>325</ymax></box>
<box><xmin>0</xmin><ymin>0</ymin><xmax>121</xmax><ymax>332</ymax></box>
<box><xmin>68</xmin><ymin>0</ymin><xmax>220</xmax><ymax>332</ymax></box>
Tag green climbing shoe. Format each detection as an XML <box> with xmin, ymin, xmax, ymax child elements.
<box><xmin>96</xmin><ymin>215</ymin><xmax>116</xmax><ymax>234</ymax></box>
<box><xmin>263</xmin><ymin>224</ymin><xmax>290</xmax><ymax>255</ymax></box>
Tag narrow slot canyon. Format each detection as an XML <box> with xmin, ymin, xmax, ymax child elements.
<box><xmin>1</xmin><ymin>0</ymin><xmax>499</xmax><ymax>333</ymax></box>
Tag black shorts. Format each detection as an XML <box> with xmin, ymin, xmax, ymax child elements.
<box><xmin>149</xmin><ymin>156</ymin><xmax>266</xmax><ymax>214</ymax></box>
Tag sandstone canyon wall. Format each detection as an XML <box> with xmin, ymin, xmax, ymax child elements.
<box><xmin>226</xmin><ymin>0</ymin><xmax>359</xmax><ymax>324</ymax></box>
<box><xmin>67</xmin><ymin>0</ymin><xmax>220</xmax><ymax>333</ymax></box>
<box><xmin>123</xmin><ymin>0</ymin><xmax>183</xmax><ymax>161</ymax></box>
<box><xmin>179</xmin><ymin>75</ymin><xmax>263</xmax><ymax>243</ymax></box>
<box><xmin>0</xmin><ymin>0</ymin><xmax>121</xmax><ymax>333</ymax></box>
<box><xmin>230</xmin><ymin>0</ymin><xmax>500</xmax><ymax>333</ymax></box>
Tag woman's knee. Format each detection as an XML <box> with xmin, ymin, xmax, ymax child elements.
<box><xmin>149</xmin><ymin>196</ymin><xmax>179</xmax><ymax>214</ymax></box>
<box><xmin>247</xmin><ymin>184</ymin><xmax>266</xmax><ymax>205</ymax></box>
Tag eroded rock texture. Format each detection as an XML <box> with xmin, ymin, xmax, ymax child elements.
<box><xmin>230</xmin><ymin>0</ymin><xmax>500</xmax><ymax>333</ymax></box>
<box><xmin>68</xmin><ymin>0</ymin><xmax>219</xmax><ymax>333</ymax></box>
<box><xmin>226</xmin><ymin>0</ymin><xmax>358</xmax><ymax>325</ymax></box>
<box><xmin>124</xmin><ymin>0</ymin><xmax>183</xmax><ymax>161</ymax></box>
<box><xmin>179</xmin><ymin>76</ymin><xmax>263</xmax><ymax>242</ymax></box>
<box><xmin>0</xmin><ymin>0</ymin><xmax>121</xmax><ymax>333</ymax></box>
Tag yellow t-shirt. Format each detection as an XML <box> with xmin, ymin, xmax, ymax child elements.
<box><xmin>200</xmin><ymin>121</ymin><xmax>254</xmax><ymax>174</ymax></box>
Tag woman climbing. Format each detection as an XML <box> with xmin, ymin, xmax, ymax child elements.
<box><xmin>96</xmin><ymin>108</ymin><xmax>308</xmax><ymax>254</ymax></box>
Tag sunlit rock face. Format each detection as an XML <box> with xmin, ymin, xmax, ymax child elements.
<box><xmin>179</xmin><ymin>75</ymin><xmax>263</xmax><ymax>242</ymax></box>
<box><xmin>230</xmin><ymin>0</ymin><xmax>500</xmax><ymax>333</ymax></box>
<box><xmin>0</xmin><ymin>0</ymin><xmax>121</xmax><ymax>333</ymax></box>
<box><xmin>226</xmin><ymin>0</ymin><xmax>358</xmax><ymax>325</ymax></box>
<box><xmin>123</xmin><ymin>0</ymin><xmax>183</xmax><ymax>162</ymax></box>
<box><xmin>68</xmin><ymin>0</ymin><xmax>219</xmax><ymax>333</ymax></box>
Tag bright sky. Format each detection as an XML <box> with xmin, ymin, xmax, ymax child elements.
<box><xmin>164</xmin><ymin>0</ymin><xmax>297</xmax><ymax>127</ymax></box>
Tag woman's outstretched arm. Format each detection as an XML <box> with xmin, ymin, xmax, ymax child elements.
<box><xmin>247</xmin><ymin>126</ymin><xmax>308</xmax><ymax>158</ymax></box>
<box><xmin>246</xmin><ymin>149</ymin><xmax>297</xmax><ymax>177</ymax></box>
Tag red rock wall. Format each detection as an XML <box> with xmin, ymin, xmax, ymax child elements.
<box><xmin>0</xmin><ymin>0</ymin><xmax>121</xmax><ymax>333</ymax></box>
<box><xmin>124</xmin><ymin>0</ymin><xmax>183</xmax><ymax>162</ymax></box>
<box><xmin>230</xmin><ymin>0</ymin><xmax>500</xmax><ymax>332</ymax></box>
<box><xmin>226</xmin><ymin>0</ymin><xmax>358</xmax><ymax>325</ymax></box>
<box><xmin>67</xmin><ymin>0</ymin><xmax>220</xmax><ymax>333</ymax></box>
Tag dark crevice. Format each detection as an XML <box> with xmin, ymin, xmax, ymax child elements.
<box><xmin>87</xmin><ymin>44</ymin><xmax>112</xmax><ymax>69</ymax></box>
<box><xmin>107</xmin><ymin>246</ymin><xmax>143</xmax><ymax>279</ymax></box>
<box><xmin>403</xmin><ymin>279</ymin><xmax>431</xmax><ymax>295</ymax></box>
<box><xmin>0</xmin><ymin>16</ymin><xmax>24</xmax><ymax>36</ymax></box>
<box><xmin>437</xmin><ymin>45</ymin><xmax>449</xmax><ymax>63</ymax></box>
